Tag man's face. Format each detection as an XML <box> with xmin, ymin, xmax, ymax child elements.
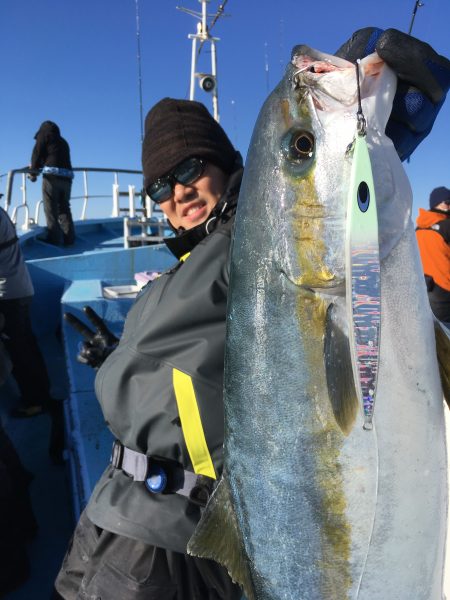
<box><xmin>159</xmin><ymin>163</ymin><xmax>228</xmax><ymax>230</ymax></box>
<box><xmin>436</xmin><ymin>201</ymin><xmax>450</xmax><ymax>212</ymax></box>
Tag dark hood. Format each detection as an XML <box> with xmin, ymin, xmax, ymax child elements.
<box><xmin>34</xmin><ymin>121</ymin><xmax>61</xmax><ymax>141</ymax></box>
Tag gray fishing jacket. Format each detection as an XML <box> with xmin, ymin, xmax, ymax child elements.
<box><xmin>86</xmin><ymin>166</ymin><xmax>242</xmax><ymax>553</ymax></box>
<box><xmin>0</xmin><ymin>208</ymin><xmax>34</xmax><ymax>300</ymax></box>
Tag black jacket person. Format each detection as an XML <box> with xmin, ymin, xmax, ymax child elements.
<box><xmin>29</xmin><ymin>121</ymin><xmax>75</xmax><ymax>246</ymax></box>
<box><xmin>54</xmin><ymin>99</ymin><xmax>243</xmax><ymax>600</ymax></box>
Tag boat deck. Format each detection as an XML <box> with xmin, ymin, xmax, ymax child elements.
<box><xmin>20</xmin><ymin>218</ymin><xmax>148</xmax><ymax>260</ymax></box>
<box><xmin>1</xmin><ymin>333</ymin><xmax>73</xmax><ymax>598</ymax></box>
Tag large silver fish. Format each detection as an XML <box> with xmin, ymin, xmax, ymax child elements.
<box><xmin>188</xmin><ymin>47</ymin><xmax>448</xmax><ymax>600</ymax></box>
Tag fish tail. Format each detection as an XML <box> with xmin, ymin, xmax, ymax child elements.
<box><xmin>187</xmin><ymin>475</ymin><xmax>255</xmax><ymax>600</ymax></box>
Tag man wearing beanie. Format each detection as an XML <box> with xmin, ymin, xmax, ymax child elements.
<box><xmin>415</xmin><ymin>186</ymin><xmax>450</xmax><ymax>325</ymax></box>
<box><xmin>54</xmin><ymin>98</ymin><xmax>243</xmax><ymax>599</ymax></box>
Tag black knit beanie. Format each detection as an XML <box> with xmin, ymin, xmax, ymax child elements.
<box><xmin>142</xmin><ymin>98</ymin><xmax>237</xmax><ymax>189</ymax></box>
<box><xmin>429</xmin><ymin>186</ymin><xmax>450</xmax><ymax>209</ymax></box>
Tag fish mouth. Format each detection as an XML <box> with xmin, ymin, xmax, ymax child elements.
<box><xmin>289</xmin><ymin>47</ymin><xmax>360</xmax><ymax>107</ymax></box>
<box><xmin>291</xmin><ymin>46</ymin><xmax>353</xmax><ymax>74</ymax></box>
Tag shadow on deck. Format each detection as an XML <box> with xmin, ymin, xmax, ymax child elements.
<box><xmin>1</xmin><ymin>333</ymin><xmax>74</xmax><ymax>599</ymax></box>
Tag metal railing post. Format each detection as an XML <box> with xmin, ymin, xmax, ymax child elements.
<box><xmin>81</xmin><ymin>170</ymin><xmax>89</xmax><ymax>220</ymax></box>
<box><xmin>15</xmin><ymin>174</ymin><xmax>31</xmax><ymax>230</ymax></box>
<box><xmin>11</xmin><ymin>204</ymin><xmax>30</xmax><ymax>230</ymax></box>
<box><xmin>34</xmin><ymin>200</ymin><xmax>44</xmax><ymax>225</ymax></box>
<box><xmin>128</xmin><ymin>185</ymin><xmax>136</xmax><ymax>218</ymax></box>
<box><xmin>145</xmin><ymin>194</ymin><xmax>152</xmax><ymax>218</ymax></box>
<box><xmin>20</xmin><ymin>173</ymin><xmax>27</xmax><ymax>206</ymax></box>
<box><xmin>124</xmin><ymin>217</ymin><xmax>130</xmax><ymax>249</ymax></box>
<box><xmin>112</xmin><ymin>183</ymin><xmax>120</xmax><ymax>217</ymax></box>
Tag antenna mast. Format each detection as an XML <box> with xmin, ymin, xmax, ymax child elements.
<box><xmin>177</xmin><ymin>0</ymin><xmax>226</xmax><ymax>122</ymax></box>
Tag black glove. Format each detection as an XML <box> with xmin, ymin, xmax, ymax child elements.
<box><xmin>335</xmin><ymin>27</ymin><xmax>450</xmax><ymax>161</ymax></box>
<box><xmin>64</xmin><ymin>306</ymin><xmax>119</xmax><ymax>369</ymax></box>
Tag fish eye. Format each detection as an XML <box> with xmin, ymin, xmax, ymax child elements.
<box><xmin>281</xmin><ymin>129</ymin><xmax>315</xmax><ymax>172</ymax></box>
<box><xmin>293</xmin><ymin>132</ymin><xmax>314</xmax><ymax>158</ymax></box>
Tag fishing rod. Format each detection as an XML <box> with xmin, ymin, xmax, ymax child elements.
<box><xmin>135</xmin><ymin>0</ymin><xmax>144</xmax><ymax>145</ymax></box>
<box><xmin>405</xmin><ymin>0</ymin><xmax>424</xmax><ymax>166</ymax></box>
<box><xmin>207</xmin><ymin>1</ymin><xmax>228</xmax><ymax>38</ymax></box>
<box><xmin>408</xmin><ymin>0</ymin><xmax>425</xmax><ymax>36</ymax></box>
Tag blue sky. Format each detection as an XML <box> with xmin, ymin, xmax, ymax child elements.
<box><xmin>1</xmin><ymin>0</ymin><xmax>449</xmax><ymax>221</ymax></box>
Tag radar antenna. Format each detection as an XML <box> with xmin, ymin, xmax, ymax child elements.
<box><xmin>177</xmin><ymin>1</ymin><xmax>229</xmax><ymax>122</ymax></box>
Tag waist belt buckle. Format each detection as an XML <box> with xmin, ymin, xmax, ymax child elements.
<box><xmin>111</xmin><ymin>440</ymin><xmax>124</xmax><ymax>469</ymax></box>
<box><xmin>188</xmin><ymin>475</ymin><xmax>214</xmax><ymax>508</ymax></box>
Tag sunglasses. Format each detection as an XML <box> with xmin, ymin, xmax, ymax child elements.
<box><xmin>146</xmin><ymin>157</ymin><xmax>206</xmax><ymax>204</ymax></box>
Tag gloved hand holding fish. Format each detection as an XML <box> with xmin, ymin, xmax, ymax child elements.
<box><xmin>336</xmin><ymin>27</ymin><xmax>450</xmax><ymax>161</ymax></box>
<box><xmin>188</xmin><ymin>37</ymin><xmax>450</xmax><ymax>600</ymax></box>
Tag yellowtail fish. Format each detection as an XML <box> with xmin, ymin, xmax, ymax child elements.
<box><xmin>188</xmin><ymin>47</ymin><xmax>448</xmax><ymax>600</ymax></box>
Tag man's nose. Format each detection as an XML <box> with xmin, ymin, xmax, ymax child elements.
<box><xmin>173</xmin><ymin>181</ymin><xmax>191</xmax><ymax>202</ymax></box>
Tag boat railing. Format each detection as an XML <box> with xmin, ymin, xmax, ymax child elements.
<box><xmin>0</xmin><ymin>167</ymin><xmax>165</xmax><ymax>234</ymax></box>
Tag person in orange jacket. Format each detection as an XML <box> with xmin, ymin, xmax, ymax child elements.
<box><xmin>415</xmin><ymin>186</ymin><xmax>450</xmax><ymax>325</ymax></box>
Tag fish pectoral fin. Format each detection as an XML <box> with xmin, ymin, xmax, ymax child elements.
<box><xmin>187</xmin><ymin>476</ymin><xmax>255</xmax><ymax>600</ymax></box>
<box><xmin>324</xmin><ymin>303</ymin><xmax>359</xmax><ymax>435</ymax></box>
<box><xmin>434</xmin><ymin>318</ymin><xmax>450</xmax><ymax>409</ymax></box>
